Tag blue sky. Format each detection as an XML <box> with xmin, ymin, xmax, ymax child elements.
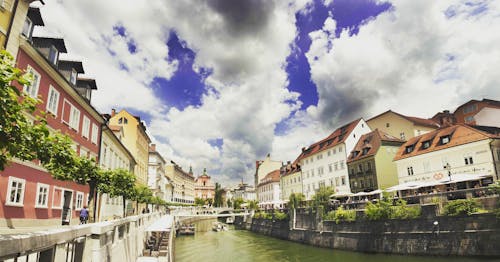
<box><xmin>38</xmin><ymin>0</ymin><xmax>500</xmax><ymax>186</ymax></box>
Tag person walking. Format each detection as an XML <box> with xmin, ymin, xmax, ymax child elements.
<box><xmin>80</xmin><ymin>206</ymin><xmax>89</xmax><ymax>224</ymax></box>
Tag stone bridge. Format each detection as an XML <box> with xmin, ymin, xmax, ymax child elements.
<box><xmin>171</xmin><ymin>207</ymin><xmax>252</xmax><ymax>218</ymax></box>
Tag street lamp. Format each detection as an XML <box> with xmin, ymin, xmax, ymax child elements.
<box><xmin>445</xmin><ymin>163</ymin><xmax>452</xmax><ymax>181</ymax></box>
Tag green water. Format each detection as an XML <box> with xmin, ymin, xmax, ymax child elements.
<box><xmin>175</xmin><ymin>220</ymin><xmax>498</xmax><ymax>262</ymax></box>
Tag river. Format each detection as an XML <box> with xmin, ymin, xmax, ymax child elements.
<box><xmin>175</xmin><ymin>219</ymin><xmax>498</xmax><ymax>262</ymax></box>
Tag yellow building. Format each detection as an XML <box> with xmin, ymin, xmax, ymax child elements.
<box><xmin>255</xmin><ymin>154</ymin><xmax>282</xmax><ymax>198</ymax></box>
<box><xmin>108</xmin><ymin>109</ymin><xmax>151</xmax><ymax>186</ymax></box>
<box><xmin>2</xmin><ymin>2</ymin><xmax>42</xmax><ymax>57</ymax></box>
<box><xmin>280</xmin><ymin>162</ymin><xmax>302</xmax><ymax>201</ymax></box>
<box><xmin>165</xmin><ymin>162</ymin><xmax>195</xmax><ymax>204</ymax></box>
<box><xmin>367</xmin><ymin>110</ymin><xmax>439</xmax><ymax>141</ymax></box>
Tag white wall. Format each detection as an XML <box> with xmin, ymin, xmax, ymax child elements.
<box><xmin>475</xmin><ymin>107</ymin><xmax>500</xmax><ymax>127</ymax></box>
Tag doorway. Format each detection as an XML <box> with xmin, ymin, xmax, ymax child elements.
<box><xmin>61</xmin><ymin>190</ymin><xmax>73</xmax><ymax>225</ymax></box>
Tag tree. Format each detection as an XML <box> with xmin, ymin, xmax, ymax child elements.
<box><xmin>312</xmin><ymin>186</ymin><xmax>334</xmax><ymax>210</ymax></box>
<box><xmin>289</xmin><ymin>193</ymin><xmax>305</xmax><ymax>209</ymax></box>
<box><xmin>233</xmin><ymin>197</ymin><xmax>244</xmax><ymax>209</ymax></box>
<box><xmin>134</xmin><ymin>184</ymin><xmax>154</xmax><ymax>212</ymax></box>
<box><xmin>102</xmin><ymin>169</ymin><xmax>136</xmax><ymax>217</ymax></box>
<box><xmin>247</xmin><ymin>200</ymin><xmax>259</xmax><ymax>210</ymax></box>
<box><xmin>214</xmin><ymin>182</ymin><xmax>224</xmax><ymax>207</ymax></box>
<box><xmin>207</xmin><ymin>198</ymin><xmax>214</xmax><ymax>207</ymax></box>
<box><xmin>195</xmin><ymin>197</ymin><xmax>206</xmax><ymax>206</ymax></box>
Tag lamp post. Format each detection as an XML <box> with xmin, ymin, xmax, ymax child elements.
<box><xmin>445</xmin><ymin>163</ymin><xmax>452</xmax><ymax>181</ymax></box>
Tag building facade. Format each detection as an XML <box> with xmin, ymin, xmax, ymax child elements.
<box><xmin>453</xmin><ymin>99</ymin><xmax>500</xmax><ymax>125</ymax></box>
<box><xmin>194</xmin><ymin>168</ymin><xmax>215</xmax><ymax>200</ymax></box>
<box><xmin>148</xmin><ymin>144</ymin><xmax>173</xmax><ymax>203</ymax></box>
<box><xmin>257</xmin><ymin>169</ymin><xmax>282</xmax><ymax>209</ymax></box>
<box><xmin>254</xmin><ymin>154</ymin><xmax>282</xmax><ymax>195</ymax></box>
<box><xmin>108</xmin><ymin>109</ymin><xmax>151</xmax><ymax>186</ymax></box>
<box><xmin>97</xmin><ymin>125</ymin><xmax>136</xmax><ymax>221</ymax></box>
<box><xmin>280</xmin><ymin>162</ymin><xmax>302</xmax><ymax>201</ymax></box>
<box><xmin>394</xmin><ymin>125</ymin><xmax>500</xmax><ymax>184</ymax></box>
<box><xmin>367</xmin><ymin>110</ymin><xmax>439</xmax><ymax>141</ymax></box>
<box><xmin>474</xmin><ymin>107</ymin><xmax>500</xmax><ymax>128</ymax></box>
<box><xmin>232</xmin><ymin>183</ymin><xmax>256</xmax><ymax>202</ymax></box>
<box><xmin>165</xmin><ymin>162</ymin><xmax>195</xmax><ymax>204</ymax></box>
<box><xmin>0</xmin><ymin>12</ymin><xmax>106</xmax><ymax>226</ymax></box>
<box><xmin>347</xmin><ymin>130</ymin><xmax>405</xmax><ymax>193</ymax></box>
<box><xmin>298</xmin><ymin>118</ymin><xmax>371</xmax><ymax>199</ymax></box>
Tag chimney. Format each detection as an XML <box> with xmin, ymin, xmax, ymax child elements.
<box><xmin>287</xmin><ymin>161</ymin><xmax>291</xmax><ymax>165</ymax></box>
<box><xmin>150</xmin><ymin>144</ymin><xmax>156</xmax><ymax>152</ymax></box>
<box><xmin>302</xmin><ymin>147</ymin><xmax>306</xmax><ymax>152</ymax></box>
<box><xmin>111</xmin><ymin>108</ymin><xmax>116</xmax><ymax>117</ymax></box>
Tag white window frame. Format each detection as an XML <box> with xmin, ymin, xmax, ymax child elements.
<box><xmin>82</xmin><ymin>116</ymin><xmax>90</xmax><ymax>139</ymax></box>
<box><xmin>69</xmin><ymin>105</ymin><xmax>80</xmax><ymax>131</ymax></box>
<box><xmin>75</xmin><ymin>191</ymin><xmax>84</xmax><ymax>210</ymax></box>
<box><xmin>48</xmin><ymin>45</ymin><xmax>59</xmax><ymax>65</ymax></box>
<box><xmin>23</xmin><ymin>65</ymin><xmax>41</xmax><ymax>99</ymax></box>
<box><xmin>70</xmin><ymin>69</ymin><xmax>77</xmax><ymax>85</ymax></box>
<box><xmin>46</xmin><ymin>85</ymin><xmax>60</xmax><ymax>116</ymax></box>
<box><xmin>22</xmin><ymin>17</ymin><xmax>33</xmax><ymax>37</ymax></box>
<box><xmin>35</xmin><ymin>183</ymin><xmax>50</xmax><ymax>208</ymax></box>
<box><xmin>91</xmin><ymin>123</ymin><xmax>99</xmax><ymax>144</ymax></box>
<box><xmin>6</xmin><ymin>177</ymin><xmax>26</xmax><ymax>207</ymax></box>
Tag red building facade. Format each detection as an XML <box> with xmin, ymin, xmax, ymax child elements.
<box><xmin>0</xmin><ymin>33</ymin><xmax>104</xmax><ymax>226</ymax></box>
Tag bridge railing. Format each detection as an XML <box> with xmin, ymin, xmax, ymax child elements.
<box><xmin>0</xmin><ymin>212</ymin><xmax>161</xmax><ymax>262</ymax></box>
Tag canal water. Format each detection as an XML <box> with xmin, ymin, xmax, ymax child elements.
<box><xmin>175</xmin><ymin>219</ymin><xmax>498</xmax><ymax>262</ymax></box>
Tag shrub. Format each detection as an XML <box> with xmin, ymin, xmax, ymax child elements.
<box><xmin>390</xmin><ymin>200</ymin><xmax>421</xmax><ymax>219</ymax></box>
<box><xmin>274</xmin><ymin>211</ymin><xmax>289</xmax><ymax>221</ymax></box>
<box><xmin>365</xmin><ymin>199</ymin><xmax>392</xmax><ymax>220</ymax></box>
<box><xmin>443</xmin><ymin>199</ymin><xmax>481</xmax><ymax>216</ymax></box>
<box><xmin>324</xmin><ymin>206</ymin><xmax>356</xmax><ymax>224</ymax></box>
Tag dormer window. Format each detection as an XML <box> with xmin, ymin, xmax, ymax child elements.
<box><xmin>22</xmin><ymin>17</ymin><xmax>33</xmax><ymax>39</ymax></box>
<box><xmin>440</xmin><ymin>135</ymin><xmax>450</xmax><ymax>145</ymax></box>
<box><xmin>422</xmin><ymin>140</ymin><xmax>431</xmax><ymax>149</ymax></box>
<box><xmin>362</xmin><ymin>147</ymin><xmax>370</xmax><ymax>155</ymax></box>
<box><xmin>118</xmin><ymin>117</ymin><xmax>128</xmax><ymax>124</ymax></box>
<box><xmin>48</xmin><ymin>45</ymin><xmax>59</xmax><ymax>65</ymax></box>
<box><xmin>70</xmin><ymin>69</ymin><xmax>77</xmax><ymax>85</ymax></box>
<box><xmin>405</xmin><ymin>145</ymin><xmax>414</xmax><ymax>154</ymax></box>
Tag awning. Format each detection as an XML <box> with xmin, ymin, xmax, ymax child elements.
<box><xmin>145</xmin><ymin>215</ymin><xmax>173</xmax><ymax>232</ymax></box>
<box><xmin>386</xmin><ymin>173</ymin><xmax>492</xmax><ymax>192</ymax></box>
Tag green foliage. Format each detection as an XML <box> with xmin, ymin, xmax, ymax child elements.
<box><xmin>253</xmin><ymin>211</ymin><xmax>273</xmax><ymax>220</ymax></box>
<box><xmin>195</xmin><ymin>198</ymin><xmax>206</xmax><ymax>206</ymax></box>
<box><xmin>443</xmin><ymin>199</ymin><xmax>481</xmax><ymax>216</ymax></box>
<box><xmin>488</xmin><ymin>181</ymin><xmax>500</xmax><ymax>195</ymax></box>
<box><xmin>134</xmin><ymin>184</ymin><xmax>154</xmax><ymax>204</ymax></box>
<box><xmin>288</xmin><ymin>193</ymin><xmax>305</xmax><ymax>209</ymax></box>
<box><xmin>274</xmin><ymin>210</ymin><xmax>289</xmax><ymax>221</ymax></box>
<box><xmin>233</xmin><ymin>197</ymin><xmax>244</xmax><ymax>209</ymax></box>
<box><xmin>247</xmin><ymin>200</ymin><xmax>259</xmax><ymax>210</ymax></box>
<box><xmin>390</xmin><ymin>200</ymin><xmax>421</xmax><ymax>219</ymax></box>
<box><xmin>324</xmin><ymin>206</ymin><xmax>356</xmax><ymax>224</ymax></box>
<box><xmin>213</xmin><ymin>182</ymin><xmax>224</xmax><ymax>207</ymax></box>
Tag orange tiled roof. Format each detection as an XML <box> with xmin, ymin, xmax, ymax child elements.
<box><xmin>347</xmin><ymin>129</ymin><xmax>404</xmax><ymax>163</ymax></box>
<box><xmin>368</xmin><ymin>110</ymin><xmax>440</xmax><ymax>128</ymax></box>
<box><xmin>394</xmin><ymin>124</ymin><xmax>499</xmax><ymax>161</ymax></box>
<box><xmin>258</xmin><ymin>169</ymin><xmax>280</xmax><ymax>186</ymax></box>
<box><xmin>281</xmin><ymin>162</ymin><xmax>301</xmax><ymax>177</ymax></box>
<box><xmin>294</xmin><ymin>118</ymin><xmax>362</xmax><ymax>163</ymax></box>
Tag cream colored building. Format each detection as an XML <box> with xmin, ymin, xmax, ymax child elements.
<box><xmin>474</xmin><ymin>107</ymin><xmax>500</xmax><ymax>128</ymax></box>
<box><xmin>255</xmin><ymin>154</ymin><xmax>282</xmax><ymax>198</ymax></box>
<box><xmin>299</xmin><ymin>118</ymin><xmax>371</xmax><ymax>199</ymax></box>
<box><xmin>257</xmin><ymin>169</ymin><xmax>282</xmax><ymax>209</ymax></box>
<box><xmin>148</xmin><ymin>144</ymin><xmax>173</xmax><ymax>203</ymax></box>
<box><xmin>165</xmin><ymin>162</ymin><xmax>195</xmax><ymax>204</ymax></box>
<box><xmin>2</xmin><ymin>1</ymin><xmax>42</xmax><ymax>57</ymax></box>
<box><xmin>394</xmin><ymin>124</ymin><xmax>500</xmax><ymax>184</ymax></box>
<box><xmin>108</xmin><ymin>109</ymin><xmax>151</xmax><ymax>186</ymax></box>
<box><xmin>367</xmin><ymin>110</ymin><xmax>439</xmax><ymax>141</ymax></box>
<box><xmin>280</xmin><ymin>162</ymin><xmax>302</xmax><ymax>201</ymax></box>
<box><xmin>97</xmin><ymin>125</ymin><xmax>136</xmax><ymax>221</ymax></box>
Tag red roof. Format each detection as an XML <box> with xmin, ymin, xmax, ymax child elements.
<box><xmin>258</xmin><ymin>169</ymin><xmax>280</xmax><ymax>186</ymax></box>
<box><xmin>294</xmin><ymin>118</ymin><xmax>362</xmax><ymax>163</ymax></box>
<box><xmin>394</xmin><ymin>124</ymin><xmax>499</xmax><ymax>161</ymax></box>
<box><xmin>347</xmin><ymin>129</ymin><xmax>404</xmax><ymax>163</ymax></box>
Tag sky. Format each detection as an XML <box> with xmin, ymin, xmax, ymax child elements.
<box><xmin>34</xmin><ymin>0</ymin><xmax>500</xmax><ymax>186</ymax></box>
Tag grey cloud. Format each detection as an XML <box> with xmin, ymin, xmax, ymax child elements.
<box><xmin>207</xmin><ymin>0</ymin><xmax>275</xmax><ymax>36</ymax></box>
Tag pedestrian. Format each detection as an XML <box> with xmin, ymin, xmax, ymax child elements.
<box><xmin>80</xmin><ymin>206</ymin><xmax>89</xmax><ymax>224</ymax></box>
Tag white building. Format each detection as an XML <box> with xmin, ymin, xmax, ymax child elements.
<box><xmin>298</xmin><ymin>118</ymin><xmax>371</xmax><ymax>199</ymax></box>
<box><xmin>474</xmin><ymin>107</ymin><xmax>500</xmax><ymax>128</ymax></box>
<box><xmin>394</xmin><ymin>124</ymin><xmax>500</xmax><ymax>184</ymax></box>
<box><xmin>257</xmin><ymin>169</ymin><xmax>282</xmax><ymax>209</ymax></box>
<box><xmin>98</xmin><ymin>125</ymin><xmax>136</xmax><ymax>221</ymax></box>
<box><xmin>255</xmin><ymin>154</ymin><xmax>282</xmax><ymax>198</ymax></box>
<box><xmin>148</xmin><ymin>144</ymin><xmax>173</xmax><ymax>203</ymax></box>
<box><xmin>232</xmin><ymin>183</ymin><xmax>256</xmax><ymax>201</ymax></box>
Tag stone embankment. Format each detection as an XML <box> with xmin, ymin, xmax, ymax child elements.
<box><xmin>235</xmin><ymin>205</ymin><xmax>500</xmax><ymax>257</ymax></box>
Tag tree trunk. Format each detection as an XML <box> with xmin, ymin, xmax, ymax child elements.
<box><xmin>122</xmin><ymin>195</ymin><xmax>126</xmax><ymax>217</ymax></box>
<box><xmin>88</xmin><ymin>181</ymin><xmax>97</xmax><ymax>223</ymax></box>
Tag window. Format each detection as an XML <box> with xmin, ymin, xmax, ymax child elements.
<box><xmin>79</xmin><ymin>148</ymin><xmax>87</xmax><ymax>158</ymax></box>
<box><xmin>465</xmin><ymin>116</ymin><xmax>474</xmax><ymax>123</ymax></box>
<box><xmin>6</xmin><ymin>177</ymin><xmax>25</xmax><ymax>206</ymax></box>
<box><xmin>22</xmin><ymin>17</ymin><xmax>33</xmax><ymax>38</ymax></box>
<box><xmin>91</xmin><ymin>124</ymin><xmax>98</xmax><ymax>143</ymax></box>
<box><xmin>46</xmin><ymin>86</ymin><xmax>60</xmax><ymax>115</ymax></box>
<box><xmin>339</xmin><ymin>147</ymin><xmax>343</xmax><ymax>153</ymax></box>
<box><xmin>70</xmin><ymin>69</ymin><xmax>78</xmax><ymax>85</ymax></box>
<box><xmin>340</xmin><ymin>161</ymin><xmax>345</xmax><ymax>169</ymax></box>
<box><xmin>118</xmin><ymin>117</ymin><xmax>128</xmax><ymax>124</ymax></box>
<box><xmin>317</xmin><ymin>154</ymin><xmax>322</xmax><ymax>160</ymax></box>
<box><xmin>367</xmin><ymin>162</ymin><xmax>371</xmax><ymax>171</ymax></box>
<box><xmin>464</xmin><ymin>156</ymin><xmax>474</xmax><ymax>165</ymax></box>
<box><xmin>400</xmin><ymin>132</ymin><xmax>406</xmax><ymax>140</ymax></box>
<box><xmin>422</xmin><ymin>140</ymin><xmax>431</xmax><ymax>149</ymax></box>
<box><xmin>358</xmin><ymin>164</ymin><xmax>363</xmax><ymax>172</ymax></box>
<box><xmin>407</xmin><ymin>166</ymin><xmax>414</xmax><ymax>176</ymax></box>
<box><xmin>35</xmin><ymin>183</ymin><xmax>49</xmax><ymax>208</ymax></box>
<box><xmin>334</xmin><ymin>162</ymin><xmax>338</xmax><ymax>170</ymax></box>
<box><xmin>341</xmin><ymin>176</ymin><xmax>346</xmax><ymax>185</ymax></box>
<box><xmin>386</xmin><ymin>123</ymin><xmax>390</xmax><ymax>127</ymax></box>
<box><xmin>405</xmin><ymin>145</ymin><xmax>414</xmax><ymax>154</ymax></box>
<box><xmin>24</xmin><ymin>66</ymin><xmax>41</xmax><ymax>98</ymax></box>
<box><xmin>463</xmin><ymin>104</ymin><xmax>477</xmax><ymax>114</ymax></box>
<box><xmin>69</xmin><ymin>106</ymin><xmax>80</xmax><ymax>130</ymax></box>
<box><xmin>362</xmin><ymin>147</ymin><xmax>370</xmax><ymax>155</ymax></box>
<box><xmin>333</xmin><ymin>148</ymin><xmax>336</xmax><ymax>154</ymax></box>
<box><xmin>328</xmin><ymin>164</ymin><xmax>333</xmax><ymax>172</ymax></box>
<box><xmin>327</xmin><ymin>150</ymin><xmax>331</xmax><ymax>156</ymax></box>
<box><xmin>48</xmin><ymin>45</ymin><xmax>59</xmax><ymax>65</ymax></box>
<box><xmin>75</xmin><ymin>192</ymin><xmax>84</xmax><ymax>210</ymax></box>
<box><xmin>82</xmin><ymin>116</ymin><xmax>90</xmax><ymax>138</ymax></box>
<box><xmin>440</xmin><ymin>136</ymin><xmax>450</xmax><ymax>145</ymax></box>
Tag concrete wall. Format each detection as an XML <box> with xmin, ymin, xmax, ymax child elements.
<box><xmin>244</xmin><ymin>208</ymin><xmax>500</xmax><ymax>257</ymax></box>
<box><xmin>0</xmin><ymin>212</ymin><xmax>162</xmax><ymax>262</ymax></box>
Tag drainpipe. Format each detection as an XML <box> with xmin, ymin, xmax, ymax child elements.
<box><xmin>4</xmin><ymin>0</ymin><xmax>19</xmax><ymax>49</ymax></box>
<box><xmin>93</xmin><ymin>122</ymin><xmax>106</xmax><ymax>222</ymax></box>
